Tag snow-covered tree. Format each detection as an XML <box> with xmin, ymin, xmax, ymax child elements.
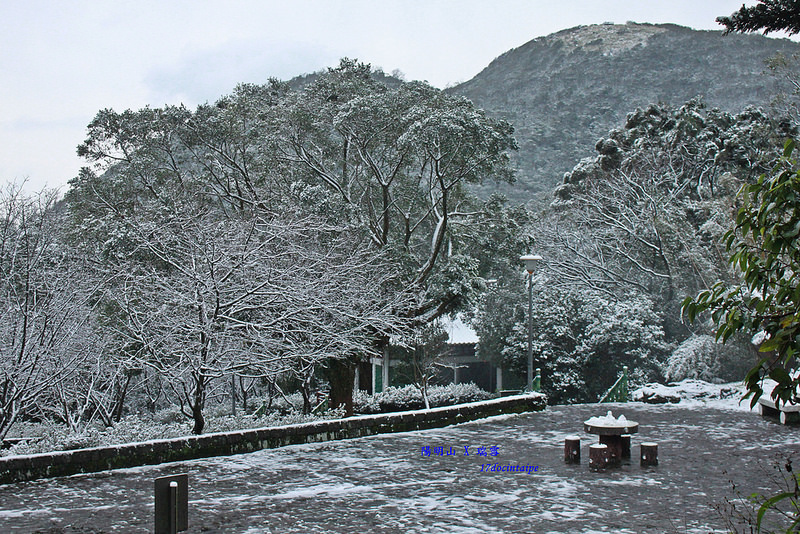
<box><xmin>67</xmin><ymin>94</ymin><xmax>417</xmax><ymax>430</ymax></box>
<box><xmin>266</xmin><ymin>59</ymin><xmax>517</xmax><ymax>325</ymax></box>
<box><xmin>0</xmin><ymin>185</ymin><xmax>107</xmax><ymax>439</ymax></box>
<box><xmin>69</xmin><ymin>61</ymin><xmax>517</xmax><ymax>414</ymax></box>
<box><xmin>473</xmin><ymin>273</ymin><xmax>670</xmax><ymax>403</ymax></box>
<box><xmin>550</xmin><ymin>100</ymin><xmax>790</xmax><ymax>307</ymax></box>
<box><xmin>718</xmin><ymin>0</ymin><xmax>800</xmax><ymax>36</ymax></box>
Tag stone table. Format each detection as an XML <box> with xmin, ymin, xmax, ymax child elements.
<box><xmin>584</xmin><ymin>416</ymin><xmax>638</xmax><ymax>464</ymax></box>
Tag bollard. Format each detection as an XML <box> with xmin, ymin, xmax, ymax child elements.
<box><xmin>564</xmin><ymin>436</ymin><xmax>580</xmax><ymax>463</ymax></box>
<box><xmin>169</xmin><ymin>481</ymin><xmax>177</xmax><ymax>534</ymax></box>
<box><xmin>155</xmin><ymin>474</ymin><xmax>188</xmax><ymax>534</ymax></box>
<box><xmin>620</xmin><ymin>434</ymin><xmax>631</xmax><ymax>459</ymax></box>
<box><xmin>589</xmin><ymin>444</ymin><xmax>609</xmax><ymax>469</ymax></box>
<box><xmin>641</xmin><ymin>442</ymin><xmax>658</xmax><ymax>467</ymax></box>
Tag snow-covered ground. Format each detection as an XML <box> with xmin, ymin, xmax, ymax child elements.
<box><xmin>0</xmin><ymin>396</ymin><xmax>796</xmax><ymax>533</ymax></box>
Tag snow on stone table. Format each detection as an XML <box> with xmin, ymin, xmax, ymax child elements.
<box><xmin>583</xmin><ymin>411</ymin><xmax>639</xmax><ymax>432</ymax></box>
<box><xmin>0</xmin><ymin>402</ymin><xmax>797</xmax><ymax>533</ymax></box>
<box><xmin>583</xmin><ymin>411</ymin><xmax>639</xmax><ymax>465</ymax></box>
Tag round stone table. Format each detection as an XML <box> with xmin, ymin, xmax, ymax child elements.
<box><xmin>584</xmin><ymin>419</ymin><xmax>639</xmax><ymax>464</ymax></box>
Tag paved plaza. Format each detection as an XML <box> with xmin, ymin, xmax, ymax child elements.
<box><xmin>0</xmin><ymin>402</ymin><xmax>797</xmax><ymax>533</ymax></box>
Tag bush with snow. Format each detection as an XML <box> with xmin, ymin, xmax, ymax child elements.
<box><xmin>664</xmin><ymin>334</ymin><xmax>723</xmax><ymax>382</ymax></box>
<box><xmin>630</xmin><ymin>379</ymin><xmax>749</xmax><ymax>408</ymax></box>
<box><xmin>354</xmin><ymin>383</ymin><xmax>493</xmax><ymax>414</ymax></box>
<box><xmin>664</xmin><ymin>334</ymin><xmax>754</xmax><ymax>383</ymax></box>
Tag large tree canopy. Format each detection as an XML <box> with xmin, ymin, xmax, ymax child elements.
<box><xmin>265</xmin><ymin>59</ymin><xmax>517</xmax><ymax>323</ymax></box>
<box><xmin>549</xmin><ymin>100</ymin><xmax>790</xmax><ymax>316</ymax></box>
<box><xmin>66</xmin><ymin>59</ymin><xmax>518</xmax><ymax>423</ymax></box>
<box><xmin>73</xmin><ymin>60</ymin><xmax>517</xmax><ymax>324</ymax></box>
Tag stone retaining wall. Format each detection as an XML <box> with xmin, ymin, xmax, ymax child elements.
<box><xmin>0</xmin><ymin>393</ymin><xmax>546</xmax><ymax>484</ymax></box>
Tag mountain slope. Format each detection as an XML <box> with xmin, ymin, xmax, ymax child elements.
<box><xmin>451</xmin><ymin>22</ymin><xmax>800</xmax><ymax>200</ymax></box>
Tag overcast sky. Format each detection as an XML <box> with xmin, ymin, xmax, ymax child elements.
<box><xmin>0</xmin><ymin>1</ymin><xmax>787</xmax><ymax>192</ymax></box>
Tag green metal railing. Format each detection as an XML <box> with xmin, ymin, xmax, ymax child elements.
<box><xmin>599</xmin><ymin>365</ymin><xmax>629</xmax><ymax>403</ymax></box>
<box><xmin>312</xmin><ymin>394</ymin><xmax>329</xmax><ymax>414</ymax></box>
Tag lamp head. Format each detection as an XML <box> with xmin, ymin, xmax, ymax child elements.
<box><xmin>520</xmin><ymin>254</ymin><xmax>542</xmax><ymax>274</ymax></box>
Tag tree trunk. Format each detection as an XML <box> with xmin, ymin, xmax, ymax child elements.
<box><xmin>239</xmin><ymin>377</ymin><xmax>249</xmax><ymax>414</ymax></box>
<box><xmin>298</xmin><ymin>368</ymin><xmax>315</xmax><ymax>414</ymax></box>
<box><xmin>328</xmin><ymin>358</ymin><xmax>355</xmax><ymax>416</ymax></box>
<box><xmin>191</xmin><ymin>403</ymin><xmax>205</xmax><ymax>435</ymax></box>
<box><xmin>300</xmin><ymin>385</ymin><xmax>312</xmax><ymax>414</ymax></box>
<box><xmin>191</xmin><ymin>374</ymin><xmax>206</xmax><ymax>435</ymax></box>
<box><xmin>111</xmin><ymin>374</ymin><xmax>133</xmax><ymax>424</ymax></box>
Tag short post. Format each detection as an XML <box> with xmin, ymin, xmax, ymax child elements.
<box><xmin>621</xmin><ymin>366</ymin><xmax>629</xmax><ymax>401</ymax></box>
<box><xmin>564</xmin><ymin>436</ymin><xmax>580</xmax><ymax>463</ymax></box>
<box><xmin>155</xmin><ymin>473</ymin><xmax>188</xmax><ymax>534</ymax></box>
<box><xmin>620</xmin><ymin>434</ymin><xmax>631</xmax><ymax>459</ymax></box>
<box><xmin>641</xmin><ymin>442</ymin><xmax>658</xmax><ymax>467</ymax></box>
<box><xmin>589</xmin><ymin>443</ymin><xmax>609</xmax><ymax>469</ymax></box>
<box><xmin>169</xmin><ymin>482</ymin><xmax>177</xmax><ymax>533</ymax></box>
<box><xmin>599</xmin><ymin>435</ymin><xmax>622</xmax><ymax>465</ymax></box>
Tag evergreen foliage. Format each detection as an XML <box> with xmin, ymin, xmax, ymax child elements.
<box><xmin>684</xmin><ymin>139</ymin><xmax>800</xmax><ymax>409</ymax></box>
<box><xmin>718</xmin><ymin>0</ymin><xmax>800</xmax><ymax>36</ymax></box>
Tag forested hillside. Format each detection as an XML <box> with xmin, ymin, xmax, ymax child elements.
<box><xmin>452</xmin><ymin>22</ymin><xmax>800</xmax><ymax>199</ymax></box>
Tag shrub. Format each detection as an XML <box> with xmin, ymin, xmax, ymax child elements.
<box><xmin>354</xmin><ymin>383</ymin><xmax>493</xmax><ymax>413</ymax></box>
<box><xmin>664</xmin><ymin>335</ymin><xmax>723</xmax><ymax>383</ymax></box>
<box><xmin>664</xmin><ymin>334</ymin><xmax>754</xmax><ymax>383</ymax></box>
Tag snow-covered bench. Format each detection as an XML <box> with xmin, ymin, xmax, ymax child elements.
<box><xmin>757</xmin><ymin>377</ymin><xmax>800</xmax><ymax>425</ymax></box>
<box><xmin>757</xmin><ymin>395</ymin><xmax>800</xmax><ymax>425</ymax></box>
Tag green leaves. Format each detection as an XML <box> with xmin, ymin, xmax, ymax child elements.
<box><xmin>784</xmin><ymin>137</ymin><xmax>796</xmax><ymax>158</ymax></box>
<box><xmin>681</xmin><ymin>296</ymin><xmax>699</xmax><ymax>324</ymax></box>
<box><xmin>757</xmin><ymin>489</ymin><xmax>800</xmax><ymax>532</ymax></box>
<box><xmin>682</xmin><ymin>137</ymin><xmax>800</xmax><ymax>408</ymax></box>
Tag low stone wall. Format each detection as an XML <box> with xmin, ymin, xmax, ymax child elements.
<box><xmin>0</xmin><ymin>393</ymin><xmax>546</xmax><ymax>484</ymax></box>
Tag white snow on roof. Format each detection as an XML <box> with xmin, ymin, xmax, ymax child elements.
<box><xmin>441</xmin><ymin>315</ymin><xmax>478</xmax><ymax>344</ymax></box>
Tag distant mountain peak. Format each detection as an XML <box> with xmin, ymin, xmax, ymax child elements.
<box><xmin>546</xmin><ymin>22</ymin><xmax>669</xmax><ymax>55</ymax></box>
<box><xmin>452</xmin><ymin>22</ymin><xmax>800</xmax><ymax>200</ymax></box>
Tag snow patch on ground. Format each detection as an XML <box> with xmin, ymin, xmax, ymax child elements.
<box><xmin>630</xmin><ymin>379</ymin><xmax>753</xmax><ymax>411</ymax></box>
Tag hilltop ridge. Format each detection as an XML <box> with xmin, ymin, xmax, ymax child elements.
<box><xmin>451</xmin><ymin>22</ymin><xmax>800</xmax><ymax>199</ymax></box>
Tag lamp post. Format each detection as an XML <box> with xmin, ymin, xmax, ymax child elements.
<box><xmin>520</xmin><ymin>254</ymin><xmax>542</xmax><ymax>391</ymax></box>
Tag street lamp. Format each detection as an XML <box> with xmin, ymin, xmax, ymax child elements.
<box><xmin>520</xmin><ymin>254</ymin><xmax>542</xmax><ymax>391</ymax></box>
